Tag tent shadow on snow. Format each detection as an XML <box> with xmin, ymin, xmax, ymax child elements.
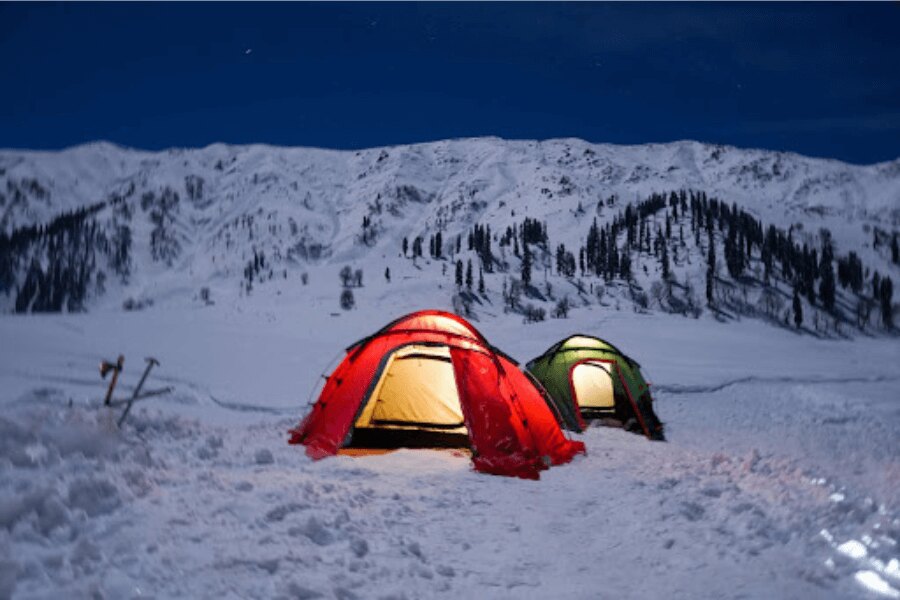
<box><xmin>289</xmin><ymin>310</ymin><xmax>585</xmax><ymax>479</ymax></box>
<box><xmin>527</xmin><ymin>335</ymin><xmax>665</xmax><ymax>441</ymax></box>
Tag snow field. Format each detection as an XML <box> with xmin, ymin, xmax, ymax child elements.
<box><xmin>0</xmin><ymin>303</ymin><xmax>898</xmax><ymax>599</ymax></box>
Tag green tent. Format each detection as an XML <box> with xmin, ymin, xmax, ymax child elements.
<box><xmin>526</xmin><ymin>335</ymin><xmax>665</xmax><ymax>441</ymax></box>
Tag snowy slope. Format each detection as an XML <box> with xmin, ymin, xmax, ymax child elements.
<box><xmin>1</xmin><ymin>138</ymin><xmax>898</xmax><ymax>314</ymax></box>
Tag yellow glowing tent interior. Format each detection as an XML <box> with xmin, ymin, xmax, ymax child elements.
<box><xmin>349</xmin><ymin>344</ymin><xmax>468</xmax><ymax>448</ymax></box>
<box><xmin>526</xmin><ymin>335</ymin><xmax>665</xmax><ymax>440</ymax></box>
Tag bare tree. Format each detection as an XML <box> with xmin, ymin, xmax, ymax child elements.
<box><xmin>339</xmin><ymin>265</ymin><xmax>353</xmax><ymax>287</ymax></box>
<box><xmin>340</xmin><ymin>289</ymin><xmax>355</xmax><ymax>310</ymax></box>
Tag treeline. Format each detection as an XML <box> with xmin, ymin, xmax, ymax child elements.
<box><xmin>568</xmin><ymin>189</ymin><xmax>896</xmax><ymax>331</ymax></box>
<box><xmin>404</xmin><ymin>186</ymin><xmax>895</xmax><ymax>332</ymax></box>
<box><xmin>0</xmin><ymin>201</ymin><xmax>118</xmax><ymax>312</ymax></box>
<box><xmin>142</xmin><ymin>188</ymin><xmax>181</xmax><ymax>266</ymax></box>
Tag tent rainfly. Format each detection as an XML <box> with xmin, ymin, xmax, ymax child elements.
<box><xmin>526</xmin><ymin>335</ymin><xmax>665</xmax><ymax>441</ymax></box>
<box><xmin>289</xmin><ymin>310</ymin><xmax>585</xmax><ymax>479</ymax></box>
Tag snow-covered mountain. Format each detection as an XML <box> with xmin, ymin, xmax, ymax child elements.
<box><xmin>1</xmin><ymin>138</ymin><xmax>897</xmax><ymax>326</ymax></box>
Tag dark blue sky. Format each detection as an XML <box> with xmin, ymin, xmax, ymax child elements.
<box><xmin>1</xmin><ymin>2</ymin><xmax>898</xmax><ymax>164</ymax></box>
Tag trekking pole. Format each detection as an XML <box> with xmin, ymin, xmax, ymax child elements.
<box><xmin>100</xmin><ymin>355</ymin><xmax>125</xmax><ymax>406</ymax></box>
<box><xmin>118</xmin><ymin>357</ymin><xmax>159</xmax><ymax>428</ymax></box>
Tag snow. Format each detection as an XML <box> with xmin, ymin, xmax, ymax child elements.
<box><xmin>0</xmin><ymin>299</ymin><xmax>897</xmax><ymax>599</ymax></box>
<box><xmin>0</xmin><ymin>136</ymin><xmax>898</xmax><ymax>597</ymax></box>
<box><xmin>840</xmin><ymin>541</ymin><xmax>870</xmax><ymax>561</ymax></box>
<box><xmin>855</xmin><ymin>571</ymin><xmax>900</xmax><ymax>598</ymax></box>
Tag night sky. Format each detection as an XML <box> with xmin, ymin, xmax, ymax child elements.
<box><xmin>1</xmin><ymin>2</ymin><xmax>898</xmax><ymax>164</ymax></box>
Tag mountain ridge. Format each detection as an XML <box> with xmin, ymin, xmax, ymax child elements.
<box><xmin>1</xmin><ymin>137</ymin><xmax>897</xmax><ymax>328</ymax></box>
<box><xmin>4</xmin><ymin>137</ymin><xmax>899</xmax><ymax>169</ymax></box>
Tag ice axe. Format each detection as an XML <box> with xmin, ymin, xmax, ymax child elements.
<box><xmin>117</xmin><ymin>357</ymin><xmax>160</xmax><ymax>428</ymax></box>
<box><xmin>100</xmin><ymin>355</ymin><xmax>125</xmax><ymax>406</ymax></box>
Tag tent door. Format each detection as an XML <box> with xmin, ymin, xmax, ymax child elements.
<box><xmin>349</xmin><ymin>344</ymin><xmax>470</xmax><ymax>448</ymax></box>
<box><xmin>571</xmin><ymin>361</ymin><xmax>617</xmax><ymax>419</ymax></box>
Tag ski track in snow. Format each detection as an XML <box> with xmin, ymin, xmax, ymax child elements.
<box><xmin>655</xmin><ymin>374</ymin><xmax>900</xmax><ymax>395</ymax></box>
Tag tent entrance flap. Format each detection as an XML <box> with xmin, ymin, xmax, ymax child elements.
<box><xmin>352</xmin><ymin>345</ymin><xmax>468</xmax><ymax>446</ymax></box>
<box><xmin>572</xmin><ymin>361</ymin><xmax>616</xmax><ymax>415</ymax></box>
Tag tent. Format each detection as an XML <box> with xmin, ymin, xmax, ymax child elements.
<box><xmin>526</xmin><ymin>335</ymin><xmax>665</xmax><ymax>441</ymax></box>
<box><xmin>289</xmin><ymin>310</ymin><xmax>585</xmax><ymax>479</ymax></box>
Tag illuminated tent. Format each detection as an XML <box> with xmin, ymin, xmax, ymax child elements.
<box><xmin>289</xmin><ymin>310</ymin><xmax>585</xmax><ymax>479</ymax></box>
<box><xmin>526</xmin><ymin>335</ymin><xmax>665</xmax><ymax>441</ymax></box>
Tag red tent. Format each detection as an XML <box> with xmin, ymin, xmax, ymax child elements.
<box><xmin>289</xmin><ymin>310</ymin><xmax>585</xmax><ymax>479</ymax></box>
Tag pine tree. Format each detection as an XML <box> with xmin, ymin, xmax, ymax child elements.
<box><xmin>706</xmin><ymin>228</ymin><xmax>716</xmax><ymax>305</ymax></box>
<box><xmin>599</xmin><ymin>228</ymin><xmax>608</xmax><ymax>276</ymax></box>
<box><xmin>619</xmin><ymin>254</ymin><xmax>632</xmax><ymax>280</ymax></box>
<box><xmin>793</xmin><ymin>287</ymin><xmax>803</xmax><ymax>329</ymax></box>
<box><xmin>662</xmin><ymin>244</ymin><xmax>670</xmax><ymax>281</ymax></box>
<box><xmin>521</xmin><ymin>242</ymin><xmax>532</xmax><ymax>286</ymax></box>
<box><xmin>339</xmin><ymin>265</ymin><xmax>353</xmax><ymax>287</ymax></box>
<box><xmin>638</xmin><ymin>219</ymin><xmax>644</xmax><ymax>253</ymax></box>
<box><xmin>340</xmin><ymin>289</ymin><xmax>355</xmax><ymax>310</ymax></box>
<box><xmin>762</xmin><ymin>226</ymin><xmax>775</xmax><ymax>282</ymax></box>
<box><xmin>725</xmin><ymin>225</ymin><xmax>744</xmax><ymax>278</ymax></box>
<box><xmin>607</xmin><ymin>229</ymin><xmax>619</xmax><ymax>281</ymax></box>
<box><xmin>361</xmin><ymin>216</ymin><xmax>372</xmax><ymax>245</ymax></box>
<box><xmin>466</xmin><ymin>259</ymin><xmax>473</xmax><ymax>290</ymax></box>
<box><xmin>819</xmin><ymin>243</ymin><xmax>835</xmax><ymax>312</ymax></box>
<box><xmin>478</xmin><ymin>267</ymin><xmax>485</xmax><ymax>294</ymax></box>
<box><xmin>881</xmin><ymin>277</ymin><xmax>894</xmax><ymax>329</ymax></box>
<box><xmin>483</xmin><ymin>224</ymin><xmax>492</xmax><ymax>272</ymax></box>
<box><xmin>892</xmin><ymin>234</ymin><xmax>899</xmax><ymax>265</ymax></box>
<box><xmin>402</xmin><ymin>237</ymin><xmax>408</xmax><ymax>257</ymax></box>
<box><xmin>434</xmin><ymin>231</ymin><xmax>443</xmax><ymax>259</ymax></box>
<box><xmin>806</xmin><ymin>246</ymin><xmax>818</xmax><ymax>303</ymax></box>
<box><xmin>455</xmin><ymin>260</ymin><xmax>463</xmax><ymax>288</ymax></box>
